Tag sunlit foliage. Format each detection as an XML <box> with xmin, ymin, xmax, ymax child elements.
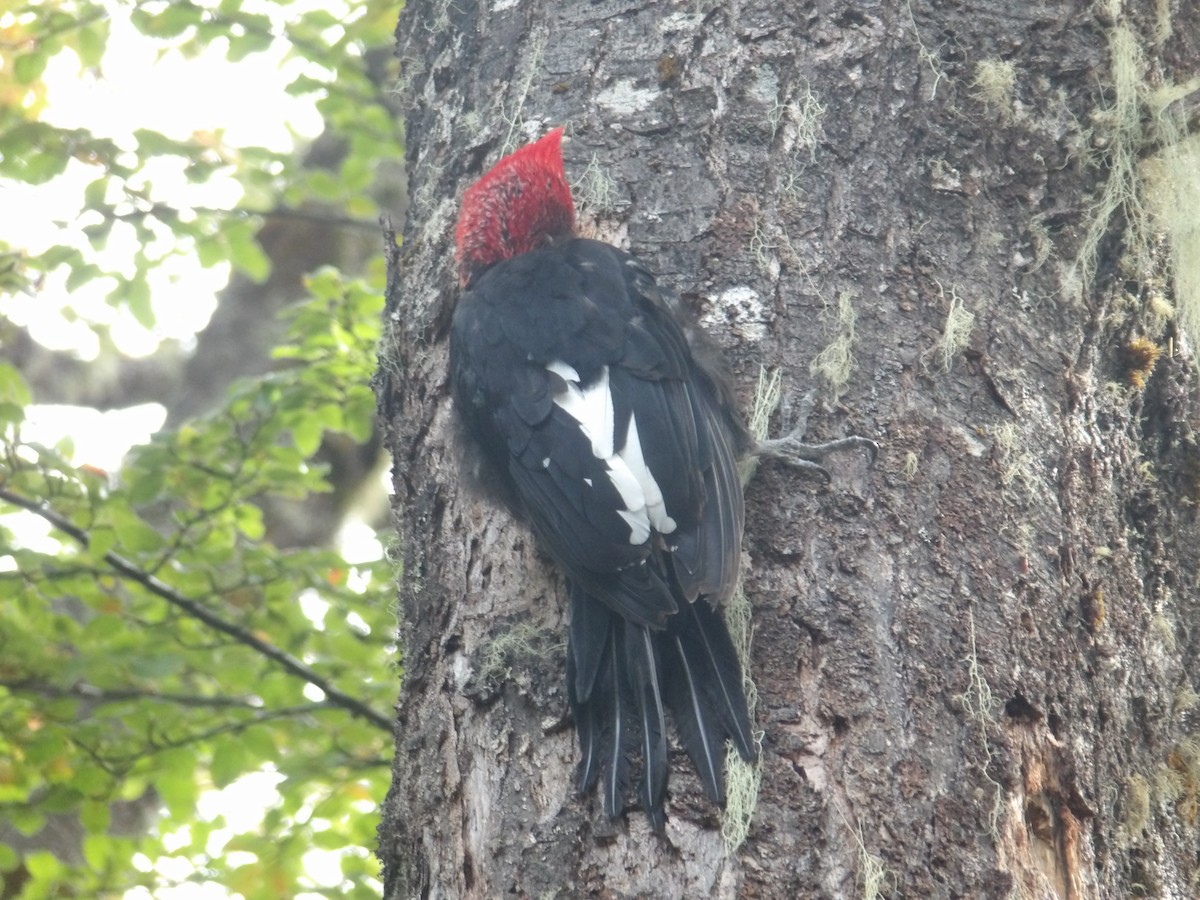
<box><xmin>0</xmin><ymin>1</ymin><xmax>402</xmax><ymax>896</ymax></box>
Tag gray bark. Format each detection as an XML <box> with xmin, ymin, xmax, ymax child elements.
<box><xmin>378</xmin><ymin>1</ymin><xmax>1200</xmax><ymax>897</ymax></box>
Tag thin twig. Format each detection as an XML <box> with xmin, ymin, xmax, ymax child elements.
<box><xmin>1</xmin><ymin>678</ymin><xmax>287</xmax><ymax>710</ymax></box>
<box><xmin>99</xmin><ymin>202</ymin><xmax>380</xmax><ymax>233</ymax></box>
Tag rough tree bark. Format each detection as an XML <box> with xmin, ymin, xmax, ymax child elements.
<box><xmin>376</xmin><ymin>1</ymin><xmax>1200</xmax><ymax>897</ymax></box>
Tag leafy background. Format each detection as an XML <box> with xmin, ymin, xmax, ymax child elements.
<box><xmin>1</xmin><ymin>1</ymin><xmax>403</xmax><ymax>896</ymax></box>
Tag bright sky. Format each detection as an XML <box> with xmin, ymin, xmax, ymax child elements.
<box><xmin>2</xmin><ymin>4</ymin><xmax>376</xmax><ymax>895</ymax></box>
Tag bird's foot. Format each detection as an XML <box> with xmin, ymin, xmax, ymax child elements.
<box><xmin>754</xmin><ymin>393</ymin><xmax>878</xmax><ymax>483</ymax></box>
<box><xmin>756</xmin><ymin>432</ymin><xmax>879</xmax><ymax>482</ymax></box>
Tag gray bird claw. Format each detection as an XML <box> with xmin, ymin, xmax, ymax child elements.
<box><xmin>755</xmin><ymin>431</ymin><xmax>878</xmax><ymax>482</ymax></box>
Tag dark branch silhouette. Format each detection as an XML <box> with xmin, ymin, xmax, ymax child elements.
<box><xmin>0</xmin><ymin>486</ymin><xmax>393</xmax><ymax>732</ymax></box>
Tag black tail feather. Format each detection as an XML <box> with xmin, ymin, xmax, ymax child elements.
<box><xmin>662</xmin><ymin>599</ymin><xmax>756</xmax><ymax>805</ymax></box>
<box><xmin>601</xmin><ymin>634</ymin><xmax>633</xmax><ymax>818</ymax></box>
<box><xmin>627</xmin><ymin>623</ymin><xmax>668</xmax><ymax>831</ymax></box>
<box><xmin>568</xmin><ymin>581</ymin><xmax>610</xmax><ymax>703</ymax></box>
<box><xmin>568</xmin><ymin>629</ymin><xmax>603</xmax><ymax>793</ymax></box>
<box><xmin>568</xmin><ymin>627</ymin><xmax>630</xmax><ymax>812</ymax></box>
<box><xmin>566</xmin><ymin>582</ymin><xmax>754</xmax><ymax>827</ymax></box>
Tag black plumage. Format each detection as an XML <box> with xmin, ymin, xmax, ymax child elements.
<box><xmin>451</xmin><ymin>237</ymin><xmax>756</xmax><ymax>827</ymax></box>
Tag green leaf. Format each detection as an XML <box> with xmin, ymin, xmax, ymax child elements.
<box><xmin>155</xmin><ymin>762</ymin><xmax>199</xmax><ymax>818</ymax></box>
<box><xmin>23</xmin><ymin>850</ymin><xmax>60</xmax><ymax>882</ymax></box>
<box><xmin>312</xmin><ymin>828</ymin><xmax>347</xmax><ymax>850</ymax></box>
<box><xmin>81</xmin><ymin>614</ymin><xmax>124</xmax><ymax>643</ymax></box>
<box><xmin>225</xmin><ymin>220</ymin><xmax>271</xmax><ymax>282</ymax></box>
<box><xmin>73</xmin><ymin>763</ymin><xmax>113</xmax><ymax>796</ymax></box>
<box><xmin>82</xmin><ymin>833</ymin><xmax>112</xmax><ymax>870</ymax></box>
<box><xmin>225</xmin><ymin>20</ymin><xmax>274</xmax><ymax>62</ymax></box>
<box><xmin>346</xmin><ymin>194</ymin><xmax>377</xmax><ymax>218</ymax></box>
<box><xmin>6</xmin><ymin>807</ymin><xmax>45</xmax><ymax>838</ymax></box>
<box><xmin>302</xmin><ymin>169</ymin><xmax>344</xmax><ymax>202</ymax></box>
<box><xmin>82</xmin><ymin>218</ymin><xmax>113</xmax><ymax>247</ymax></box>
<box><xmin>126</xmin><ymin>459</ymin><xmax>166</xmax><ymax>504</ymax></box>
<box><xmin>110</xmin><ymin>510</ymin><xmax>164</xmax><ymax>553</ymax></box>
<box><xmin>74</xmin><ymin>18</ymin><xmax>111</xmax><ymax>69</ymax></box>
<box><xmin>130</xmin><ymin>5</ymin><xmax>201</xmax><ymax>39</ymax></box>
<box><xmin>128</xmin><ymin>276</ymin><xmax>155</xmax><ymax>328</ymax></box>
<box><xmin>303</xmin><ymin>9</ymin><xmax>344</xmax><ymax>31</ymax></box>
<box><xmin>129</xmin><ymin>653</ymin><xmax>185</xmax><ymax>679</ymax></box>
<box><xmin>23</xmin><ymin>734</ymin><xmax>63</xmax><ymax>767</ymax></box>
<box><xmin>132</xmin><ymin>128</ymin><xmax>185</xmax><ymax>156</ymax></box>
<box><xmin>210</xmin><ymin>740</ymin><xmax>248</xmax><ymax>788</ymax></box>
<box><xmin>0</xmin><ymin>363</ymin><xmax>31</xmax><ymax>407</ymax></box>
<box><xmin>285</xmin><ymin>73</ymin><xmax>328</xmax><ymax>96</ymax></box>
<box><xmin>65</xmin><ymin>261</ymin><xmax>103</xmax><ymax>292</ymax></box>
<box><xmin>13</xmin><ymin>51</ymin><xmax>48</xmax><ymax>85</ymax></box>
<box><xmin>291</xmin><ymin>416</ymin><xmax>325</xmax><ymax>457</ymax></box>
<box><xmin>0</xmin><ymin>402</ymin><xmax>25</xmax><ymax>428</ymax></box>
<box><xmin>82</xmin><ymin>176</ymin><xmax>110</xmax><ymax>209</ymax></box>
<box><xmin>343</xmin><ymin>390</ymin><xmax>377</xmax><ymax>443</ymax></box>
<box><xmin>234</xmin><ymin>504</ymin><xmax>265</xmax><ymax>540</ymax></box>
<box><xmin>14</xmin><ymin>146</ymin><xmax>70</xmax><ymax>184</ymax></box>
<box><xmin>80</xmin><ymin>800</ymin><xmax>111</xmax><ymax>834</ymax></box>
<box><xmin>239</xmin><ymin>726</ymin><xmax>276</xmax><ymax>759</ymax></box>
<box><xmin>88</xmin><ymin>525</ymin><xmax>117</xmax><ymax>561</ymax></box>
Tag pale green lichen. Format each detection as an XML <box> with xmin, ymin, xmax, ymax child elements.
<box><xmin>972</xmin><ymin>59</ymin><xmax>1017</xmax><ymax>118</ymax></box>
<box><xmin>719</xmin><ymin>368</ymin><xmax>781</xmax><ymax>853</ymax></box>
<box><xmin>926</xmin><ymin>282</ymin><xmax>974</xmax><ymax>374</ymax></box>
<box><xmin>809</xmin><ymin>290</ymin><xmax>858</xmax><ymax>399</ymax></box>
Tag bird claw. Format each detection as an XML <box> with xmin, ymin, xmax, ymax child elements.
<box><xmin>755</xmin><ymin>431</ymin><xmax>879</xmax><ymax>482</ymax></box>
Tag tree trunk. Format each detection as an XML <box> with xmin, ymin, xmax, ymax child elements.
<box><xmin>376</xmin><ymin>1</ymin><xmax>1200</xmax><ymax>897</ymax></box>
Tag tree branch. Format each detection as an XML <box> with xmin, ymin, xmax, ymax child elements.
<box><xmin>74</xmin><ymin>702</ymin><xmax>374</xmax><ymax>768</ymax></box>
<box><xmin>0</xmin><ymin>486</ymin><xmax>394</xmax><ymax>732</ymax></box>
<box><xmin>96</xmin><ymin>201</ymin><xmax>380</xmax><ymax>233</ymax></box>
<box><xmin>0</xmin><ymin>678</ymin><xmax>294</xmax><ymax>711</ymax></box>
<box><xmin>0</xmin><ymin>6</ymin><xmax>108</xmax><ymax>49</ymax></box>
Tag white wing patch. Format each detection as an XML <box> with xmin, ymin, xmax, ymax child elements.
<box><xmin>618</xmin><ymin>414</ymin><xmax>677</xmax><ymax>535</ymax></box>
<box><xmin>550</xmin><ymin>363</ymin><xmax>615</xmax><ymax>457</ymax></box>
<box><xmin>545</xmin><ymin>359</ymin><xmax>580</xmax><ymax>384</ymax></box>
<box><xmin>548</xmin><ymin>361</ymin><xmax>676</xmax><ymax>544</ymax></box>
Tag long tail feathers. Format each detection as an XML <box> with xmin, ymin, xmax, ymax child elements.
<box><xmin>566</xmin><ymin>584</ymin><xmax>754</xmax><ymax>828</ymax></box>
<box><xmin>662</xmin><ymin>599</ymin><xmax>757</xmax><ymax>805</ymax></box>
<box><xmin>568</xmin><ymin>615</ymin><xmax>630</xmax><ymax>815</ymax></box>
<box><xmin>628</xmin><ymin>623</ymin><xmax>668</xmax><ymax>831</ymax></box>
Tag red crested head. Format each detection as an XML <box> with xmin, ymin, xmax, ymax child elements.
<box><xmin>454</xmin><ymin>128</ymin><xmax>576</xmax><ymax>286</ymax></box>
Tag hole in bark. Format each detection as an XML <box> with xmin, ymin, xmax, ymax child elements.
<box><xmin>801</xmin><ymin>622</ymin><xmax>831</xmax><ymax>646</ymax></box>
<box><xmin>836</xmin><ymin>9</ymin><xmax>870</xmax><ymax>28</ymax></box>
<box><xmin>1024</xmin><ymin>797</ymin><xmax>1055</xmax><ymax>843</ymax></box>
<box><xmin>1130</xmin><ymin>696</ymin><xmax>1151</xmax><ymax>728</ymax></box>
<box><xmin>831</xmin><ymin>714</ymin><xmax>850</xmax><ymax>737</ymax></box>
<box><xmin>1048</xmin><ymin>712</ymin><xmax>1065</xmax><ymax>738</ymax></box>
<box><xmin>1004</xmin><ymin>693</ymin><xmax>1043</xmax><ymax>725</ymax></box>
<box><xmin>463</xmin><ymin>849</ymin><xmax>475</xmax><ymax>890</ymax></box>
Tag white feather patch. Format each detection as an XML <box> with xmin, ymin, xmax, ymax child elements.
<box><xmin>608</xmin><ymin>457</ymin><xmax>651</xmax><ymax>545</ymax></box>
<box><xmin>549</xmin><ymin>362</ymin><xmax>665</xmax><ymax>545</ymax></box>
<box><xmin>545</xmin><ymin>359</ymin><xmax>580</xmax><ymax>383</ymax></box>
<box><xmin>548</xmin><ymin>363</ymin><xmax>614</xmax><ymax>458</ymax></box>
<box><xmin>618</xmin><ymin>414</ymin><xmax>677</xmax><ymax>534</ymax></box>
